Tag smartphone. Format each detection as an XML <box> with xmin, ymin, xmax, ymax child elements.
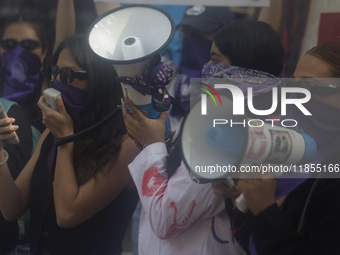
<box><xmin>43</xmin><ymin>88</ymin><xmax>61</xmax><ymax>111</ymax></box>
<box><xmin>0</xmin><ymin>101</ymin><xmax>20</xmax><ymax>144</ymax></box>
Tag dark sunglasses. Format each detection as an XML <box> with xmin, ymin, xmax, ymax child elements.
<box><xmin>297</xmin><ymin>80</ymin><xmax>340</xmax><ymax>97</ymax></box>
<box><xmin>50</xmin><ymin>66</ymin><xmax>88</xmax><ymax>84</ymax></box>
<box><xmin>0</xmin><ymin>39</ymin><xmax>41</xmax><ymax>51</ymax></box>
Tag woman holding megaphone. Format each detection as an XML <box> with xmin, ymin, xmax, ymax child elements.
<box><xmin>212</xmin><ymin>40</ymin><xmax>340</xmax><ymax>255</ymax></box>
<box><xmin>0</xmin><ymin>34</ymin><xmax>140</xmax><ymax>255</ymax></box>
<box><xmin>121</xmin><ymin>19</ymin><xmax>286</xmax><ymax>255</ymax></box>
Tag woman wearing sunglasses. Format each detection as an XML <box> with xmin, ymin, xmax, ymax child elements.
<box><xmin>0</xmin><ymin>33</ymin><xmax>140</xmax><ymax>255</ymax></box>
<box><xmin>0</xmin><ymin>14</ymin><xmax>50</xmax><ymax>255</ymax></box>
<box><xmin>0</xmin><ymin>14</ymin><xmax>49</xmax><ymax>133</ymax></box>
<box><xmin>212</xmin><ymin>40</ymin><xmax>340</xmax><ymax>255</ymax></box>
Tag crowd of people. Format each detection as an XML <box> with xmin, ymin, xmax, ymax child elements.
<box><xmin>0</xmin><ymin>0</ymin><xmax>339</xmax><ymax>255</ymax></box>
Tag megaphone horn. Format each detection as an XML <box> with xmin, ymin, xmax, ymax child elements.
<box><xmin>179</xmin><ymin>89</ymin><xmax>317</xmax><ymax>212</ymax></box>
<box><xmin>86</xmin><ymin>4</ymin><xmax>176</xmax><ymax>138</ymax></box>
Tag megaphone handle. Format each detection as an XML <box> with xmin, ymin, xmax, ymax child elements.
<box><xmin>235</xmin><ymin>194</ymin><xmax>249</xmax><ymax>213</ymax></box>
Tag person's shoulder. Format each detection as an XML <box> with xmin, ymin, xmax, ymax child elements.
<box><xmin>6</xmin><ymin>101</ymin><xmax>28</xmax><ymax>118</ymax></box>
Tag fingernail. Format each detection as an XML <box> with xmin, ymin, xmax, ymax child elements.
<box><xmin>13</xmin><ymin>125</ymin><xmax>19</xmax><ymax>130</ymax></box>
<box><xmin>10</xmin><ymin>118</ymin><xmax>15</xmax><ymax>123</ymax></box>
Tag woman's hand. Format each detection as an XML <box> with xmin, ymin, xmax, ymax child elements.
<box><xmin>121</xmin><ymin>96</ymin><xmax>168</xmax><ymax>147</ymax></box>
<box><xmin>0</xmin><ymin>114</ymin><xmax>18</xmax><ymax>149</ymax></box>
<box><xmin>37</xmin><ymin>96</ymin><xmax>74</xmax><ymax>138</ymax></box>
<box><xmin>237</xmin><ymin>173</ymin><xmax>277</xmax><ymax>215</ymax></box>
<box><xmin>211</xmin><ymin>180</ymin><xmax>241</xmax><ymax>199</ymax></box>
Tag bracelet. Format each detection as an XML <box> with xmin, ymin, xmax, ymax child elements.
<box><xmin>0</xmin><ymin>149</ymin><xmax>9</xmax><ymax>166</ymax></box>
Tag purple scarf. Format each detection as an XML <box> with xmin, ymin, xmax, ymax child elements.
<box><xmin>116</xmin><ymin>60</ymin><xmax>173</xmax><ymax>112</ymax></box>
<box><xmin>249</xmin><ymin>94</ymin><xmax>340</xmax><ymax>254</ymax></box>
<box><xmin>47</xmin><ymin>80</ymin><xmax>89</xmax><ymax>178</ymax></box>
<box><xmin>53</xmin><ymin>80</ymin><xmax>89</xmax><ymax>133</ymax></box>
<box><xmin>2</xmin><ymin>46</ymin><xmax>41</xmax><ymax>105</ymax></box>
<box><xmin>170</xmin><ymin>34</ymin><xmax>212</xmax><ymax>117</ymax></box>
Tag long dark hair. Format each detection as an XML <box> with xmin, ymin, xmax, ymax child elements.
<box><xmin>166</xmin><ymin>20</ymin><xmax>285</xmax><ymax>178</ymax></box>
<box><xmin>45</xmin><ymin>34</ymin><xmax>126</xmax><ymax>185</ymax></box>
<box><xmin>0</xmin><ymin>14</ymin><xmax>48</xmax><ymax>52</ymax></box>
<box><xmin>214</xmin><ymin>19</ymin><xmax>284</xmax><ymax>77</ymax></box>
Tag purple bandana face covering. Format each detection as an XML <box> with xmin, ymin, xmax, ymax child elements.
<box><xmin>53</xmin><ymin>80</ymin><xmax>89</xmax><ymax>133</ymax></box>
<box><xmin>47</xmin><ymin>80</ymin><xmax>89</xmax><ymax>179</ymax></box>
<box><xmin>170</xmin><ymin>34</ymin><xmax>212</xmax><ymax>117</ymax></box>
<box><xmin>2</xmin><ymin>45</ymin><xmax>41</xmax><ymax>105</ymax></box>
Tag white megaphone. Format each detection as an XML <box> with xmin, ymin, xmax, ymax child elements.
<box><xmin>179</xmin><ymin>91</ymin><xmax>317</xmax><ymax>212</ymax></box>
<box><xmin>86</xmin><ymin>4</ymin><xmax>175</xmax><ymax>138</ymax></box>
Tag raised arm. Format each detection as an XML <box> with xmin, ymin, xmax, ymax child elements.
<box><xmin>38</xmin><ymin>96</ymin><xmax>139</xmax><ymax>228</ymax></box>
<box><xmin>257</xmin><ymin>0</ymin><xmax>282</xmax><ymax>33</ymax></box>
<box><xmin>93</xmin><ymin>1</ymin><xmax>120</xmax><ymax>16</ymax></box>
<box><xmin>0</xmin><ymin>125</ymin><xmax>49</xmax><ymax>221</ymax></box>
<box><xmin>121</xmin><ymin>96</ymin><xmax>225</xmax><ymax>238</ymax></box>
<box><xmin>54</xmin><ymin>0</ymin><xmax>76</xmax><ymax>52</ymax></box>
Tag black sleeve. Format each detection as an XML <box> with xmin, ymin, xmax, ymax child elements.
<box><xmin>4</xmin><ymin>104</ymin><xmax>33</xmax><ymax>179</ymax></box>
<box><xmin>249</xmin><ymin>179</ymin><xmax>340</xmax><ymax>255</ymax></box>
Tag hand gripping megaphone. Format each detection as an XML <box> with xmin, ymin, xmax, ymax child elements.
<box><xmin>86</xmin><ymin>4</ymin><xmax>176</xmax><ymax>139</ymax></box>
<box><xmin>179</xmin><ymin>90</ymin><xmax>317</xmax><ymax>212</ymax></box>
